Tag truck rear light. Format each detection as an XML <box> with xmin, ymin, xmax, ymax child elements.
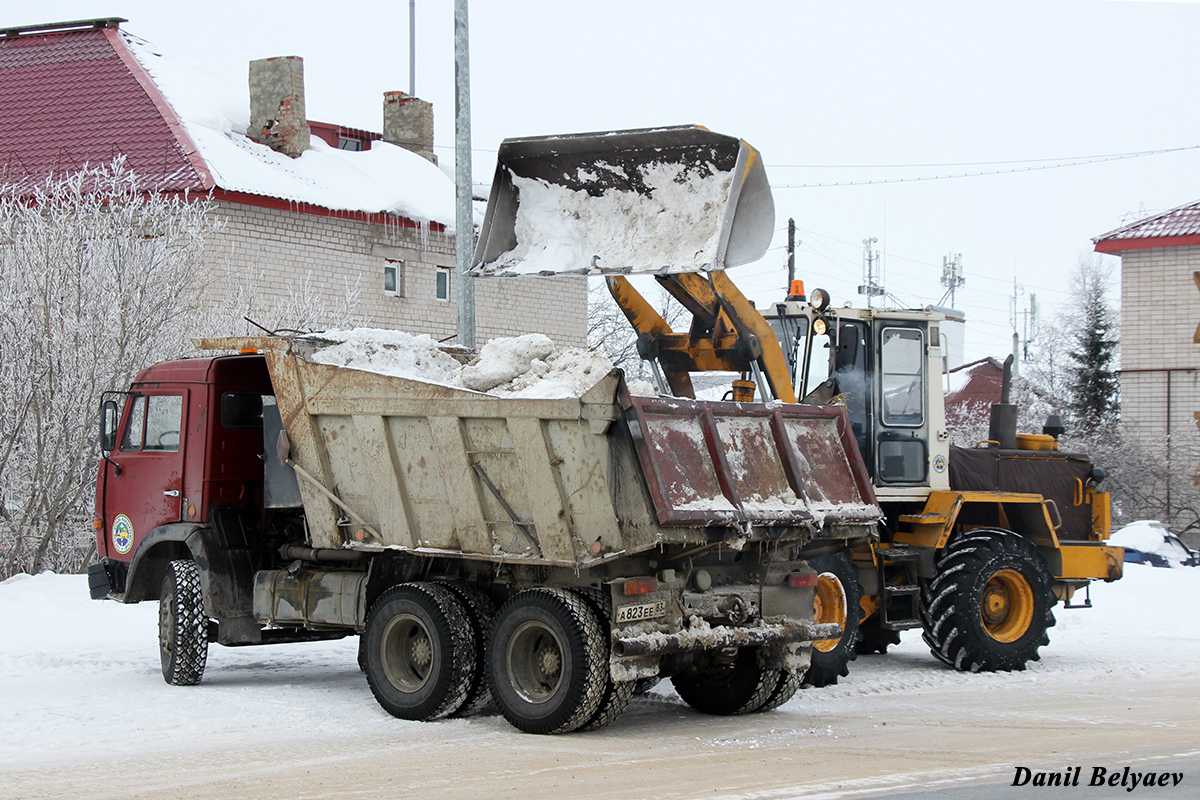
<box><xmin>623</xmin><ymin>578</ymin><xmax>659</xmax><ymax>595</ymax></box>
<box><xmin>788</xmin><ymin>573</ymin><xmax>817</xmax><ymax>588</ymax></box>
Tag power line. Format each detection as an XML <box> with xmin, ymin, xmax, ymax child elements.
<box><xmin>766</xmin><ymin>143</ymin><xmax>1200</xmax><ymax>170</ymax></box>
<box><xmin>772</xmin><ymin>144</ymin><xmax>1200</xmax><ymax>188</ymax></box>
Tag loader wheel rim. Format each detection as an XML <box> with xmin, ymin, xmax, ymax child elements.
<box><xmin>980</xmin><ymin>569</ymin><xmax>1035</xmax><ymax>643</ymax></box>
<box><xmin>813</xmin><ymin>571</ymin><xmax>847</xmax><ymax>653</ymax></box>
<box><xmin>380</xmin><ymin>613</ymin><xmax>434</xmax><ymax>693</ymax></box>
<box><xmin>507</xmin><ymin>620</ymin><xmax>565</xmax><ymax>705</ymax></box>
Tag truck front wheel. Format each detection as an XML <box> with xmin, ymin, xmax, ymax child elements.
<box><xmin>489</xmin><ymin>589</ymin><xmax>607</xmax><ymax>734</ymax></box>
<box><xmin>920</xmin><ymin>529</ymin><xmax>1055</xmax><ymax>672</ymax></box>
<box><xmin>159</xmin><ymin>559</ymin><xmax>208</xmax><ymax>686</ymax></box>
<box><xmin>363</xmin><ymin>582</ymin><xmax>475</xmax><ymax>721</ymax></box>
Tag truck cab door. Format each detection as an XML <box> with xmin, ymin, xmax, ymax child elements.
<box><xmin>874</xmin><ymin>324</ymin><xmax>929</xmax><ymax>486</ymax></box>
<box><xmin>99</xmin><ymin>392</ymin><xmax>188</xmax><ymax>561</ymax></box>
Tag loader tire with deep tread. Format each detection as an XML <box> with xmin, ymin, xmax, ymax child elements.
<box><xmin>672</xmin><ymin>647</ymin><xmax>780</xmax><ymax>716</ymax></box>
<box><xmin>855</xmin><ymin>615</ymin><xmax>902</xmax><ymax>655</ymax></box>
<box><xmin>801</xmin><ymin>551</ymin><xmax>863</xmax><ymax>688</ymax></box>
<box><xmin>159</xmin><ymin>559</ymin><xmax>209</xmax><ymax>686</ymax></box>
<box><xmin>489</xmin><ymin>589</ymin><xmax>608</xmax><ymax>734</ymax></box>
<box><xmin>437</xmin><ymin>581</ymin><xmax>497</xmax><ymax>717</ymax></box>
<box><xmin>920</xmin><ymin>529</ymin><xmax>1056</xmax><ymax>672</ymax></box>
<box><xmin>363</xmin><ymin>582</ymin><xmax>476</xmax><ymax>721</ymax></box>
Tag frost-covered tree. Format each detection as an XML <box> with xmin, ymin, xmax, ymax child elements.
<box><xmin>0</xmin><ymin>160</ymin><xmax>217</xmax><ymax>578</ymax></box>
<box><xmin>587</xmin><ymin>277</ymin><xmax>686</xmax><ymax>383</ymax></box>
<box><xmin>1066</xmin><ymin>255</ymin><xmax>1119</xmax><ymax>432</ymax></box>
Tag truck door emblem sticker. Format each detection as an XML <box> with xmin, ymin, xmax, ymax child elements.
<box><xmin>933</xmin><ymin>455</ymin><xmax>947</xmax><ymax>474</ymax></box>
<box><xmin>112</xmin><ymin>515</ymin><xmax>134</xmax><ymax>554</ymax></box>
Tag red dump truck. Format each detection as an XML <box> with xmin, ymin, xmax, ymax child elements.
<box><xmin>89</xmin><ymin>128</ymin><xmax>880</xmax><ymax>734</ymax></box>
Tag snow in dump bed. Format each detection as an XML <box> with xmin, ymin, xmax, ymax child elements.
<box><xmin>475</xmin><ymin>161</ymin><xmax>735</xmax><ymax>276</ymax></box>
<box><xmin>306</xmin><ymin>328</ymin><xmax>615</xmax><ymax>399</ymax></box>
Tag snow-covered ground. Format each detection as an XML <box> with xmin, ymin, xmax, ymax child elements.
<box><xmin>2</xmin><ymin>562</ymin><xmax>1197</xmax><ymax>800</ymax></box>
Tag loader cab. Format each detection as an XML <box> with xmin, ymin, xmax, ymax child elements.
<box><xmin>771</xmin><ymin>298</ymin><xmax>950</xmax><ymax>498</ymax></box>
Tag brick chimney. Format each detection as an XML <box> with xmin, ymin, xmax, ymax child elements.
<box><xmin>383</xmin><ymin>91</ymin><xmax>436</xmax><ymax>164</ymax></box>
<box><xmin>248</xmin><ymin>56</ymin><xmax>311</xmax><ymax>158</ymax></box>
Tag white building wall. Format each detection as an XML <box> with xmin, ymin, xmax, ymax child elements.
<box><xmin>201</xmin><ymin>200</ymin><xmax>588</xmax><ymax>347</ymax></box>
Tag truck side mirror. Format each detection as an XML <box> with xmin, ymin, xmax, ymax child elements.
<box><xmin>99</xmin><ymin>400</ymin><xmax>120</xmax><ymax>452</ymax></box>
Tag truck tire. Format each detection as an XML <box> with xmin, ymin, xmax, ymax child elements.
<box><xmin>920</xmin><ymin>529</ymin><xmax>1056</xmax><ymax>672</ymax></box>
<box><xmin>437</xmin><ymin>581</ymin><xmax>497</xmax><ymax>717</ymax></box>
<box><xmin>573</xmin><ymin>587</ymin><xmax>634</xmax><ymax>732</ymax></box>
<box><xmin>801</xmin><ymin>551</ymin><xmax>863</xmax><ymax>688</ymax></box>
<box><xmin>489</xmin><ymin>588</ymin><xmax>607</xmax><ymax>734</ymax></box>
<box><xmin>159</xmin><ymin>559</ymin><xmax>208</xmax><ymax>686</ymax></box>
<box><xmin>855</xmin><ymin>615</ymin><xmax>902</xmax><ymax>654</ymax></box>
<box><xmin>672</xmin><ymin>647</ymin><xmax>780</xmax><ymax>716</ymax></box>
<box><xmin>363</xmin><ymin>582</ymin><xmax>475</xmax><ymax>721</ymax></box>
<box><xmin>756</xmin><ymin>669</ymin><xmax>803</xmax><ymax>712</ymax></box>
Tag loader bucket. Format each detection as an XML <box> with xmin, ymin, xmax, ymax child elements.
<box><xmin>471</xmin><ymin>125</ymin><xmax>775</xmax><ymax>277</ymax></box>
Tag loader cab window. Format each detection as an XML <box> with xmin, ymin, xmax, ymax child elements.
<box><xmin>120</xmin><ymin>394</ymin><xmax>183</xmax><ymax>452</ymax></box>
<box><xmin>880</xmin><ymin>328</ymin><xmax>925</xmax><ymax>427</ymax></box>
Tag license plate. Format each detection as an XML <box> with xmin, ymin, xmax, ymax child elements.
<box><xmin>615</xmin><ymin>599</ymin><xmax>666</xmax><ymax>623</ymax></box>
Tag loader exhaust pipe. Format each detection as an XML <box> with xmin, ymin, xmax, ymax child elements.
<box><xmin>989</xmin><ymin>354</ymin><xmax>1018</xmax><ymax>450</ymax></box>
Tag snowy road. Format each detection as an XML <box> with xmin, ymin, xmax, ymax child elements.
<box><xmin>2</xmin><ymin>566</ymin><xmax>1197</xmax><ymax>800</ymax></box>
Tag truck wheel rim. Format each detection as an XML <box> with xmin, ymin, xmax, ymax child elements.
<box><xmin>507</xmin><ymin>620</ymin><xmax>565</xmax><ymax>705</ymax></box>
<box><xmin>980</xmin><ymin>569</ymin><xmax>1034</xmax><ymax>643</ymax></box>
<box><xmin>381</xmin><ymin>613</ymin><xmax>434</xmax><ymax>693</ymax></box>
<box><xmin>813</xmin><ymin>572</ymin><xmax>847</xmax><ymax>653</ymax></box>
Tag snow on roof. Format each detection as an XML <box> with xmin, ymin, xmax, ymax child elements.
<box><xmin>122</xmin><ymin>34</ymin><xmax>457</xmax><ymax>229</ymax></box>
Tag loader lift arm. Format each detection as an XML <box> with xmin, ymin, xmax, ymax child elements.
<box><xmin>607</xmin><ymin>272</ymin><xmax>797</xmax><ymax>403</ymax></box>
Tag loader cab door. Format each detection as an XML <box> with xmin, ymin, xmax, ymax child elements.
<box><xmin>873</xmin><ymin>324</ymin><xmax>929</xmax><ymax>486</ymax></box>
<box><xmin>99</xmin><ymin>391</ymin><xmax>187</xmax><ymax>561</ymax></box>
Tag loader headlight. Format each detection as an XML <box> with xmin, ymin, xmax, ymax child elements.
<box><xmin>812</xmin><ymin>317</ymin><xmax>828</xmax><ymax>336</ymax></box>
<box><xmin>810</xmin><ymin>287</ymin><xmax>831</xmax><ymax>312</ymax></box>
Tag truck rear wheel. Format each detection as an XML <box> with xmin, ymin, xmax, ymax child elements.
<box><xmin>920</xmin><ymin>529</ymin><xmax>1056</xmax><ymax>672</ymax></box>
<box><xmin>363</xmin><ymin>582</ymin><xmax>475</xmax><ymax>721</ymax></box>
<box><xmin>574</xmin><ymin>587</ymin><xmax>635</xmax><ymax>732</ymax></box>
<box><xmin>159</xmin><ymin>559</ymin><xmax>208</xmax><ymax>686</ymax></box>
<box><xmin>672</xmin><ymin>647</ymin><xmax>779</xmax><ymax>715</ymax></box>
<box><xmin>802</xmin><ymin>551</ymin><xmax>863</xmax><ymax>688</ymax></box>
<box><xmin>489</xmin><ymin>588</ymin><xmax>607</xmax><ymax>734</ymax></box>
<box><xmin>756</xmin><ymin>669</ymin><xmax>803</xmax><ymax>712</ymax></box>
<box><xmin>437</xmin><ymin>581</ymin><xmax>497</xmax><ymax>717</ymax></box>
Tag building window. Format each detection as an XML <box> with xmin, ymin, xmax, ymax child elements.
<box><xmin>436</xmin><ymin>267</ymin><xmax>451</xmax><ymax>301</ymax></box>
<box><xmin>384</xmin><ymin>260</ymin><xmax>402</xmax><ymax>297</ymax></box>
<box><xmin>338</xmin><ymin>136</ymin><xmax>364</xmax><ymax>151</ymax></box>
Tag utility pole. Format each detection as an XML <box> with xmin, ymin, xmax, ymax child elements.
<box><xmin>454</xmin><ymin>0</ymin><xmax>475</xmax><ymax>349</ymax></box>
<box><xmin>1009</xmin><ymin>278</ymin><xmax>1026</xmax><ymax>378</ymax></box>
<box><xmin>786</xmin><ymin>218</ymin><xmax>795</xmax><ymax>289</ymax></box>
<box><xmin>939</xmin><ymin>253</ymin><xmax>965</xmax><ymax>308</ymax></box>
<box><xmin>858</xmin><ymin>237</ymin><xmax>884</xmax><ymax>308</ymax></box>
<box><xmin>409</xmin><ymin>0</ymin><xmax>416</xmax><ymax>96</ymax></box>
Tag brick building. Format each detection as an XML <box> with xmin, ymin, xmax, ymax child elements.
<box><xmin>0</xmin><ymin>18</ymin><xmax>587</xmax><ymax>346</ymax></box>
<box><xmin>1094</xmin><ymin>201</ymin><xmax>1200</xmax><ymax>533</ymax></box>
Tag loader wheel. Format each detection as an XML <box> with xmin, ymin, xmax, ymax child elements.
<box><xmin>801</xmin><ymin>551</ymin><xmax>862</xmax><ymax>688</ymax></box>
<box><xmin>363</xmin><ymin>582</ymin><xmax>475</xmax><ymax>721</ymax></box>
<box><xmin>920</xmin><ymin>529</ymin><xmax>1056</xmax><ymax>672</ymax></box>
<box><xmin>437</xmin><ymin>581</ymin><xmax>497</xmax><ymax>717</ymax></box>
<box><xmin>489</xmin><ymin>589</ymin><xmax>607</xmax><ymax>734</ymax></box>
<box><xmin>855</xmin><ymin>614</ymin><xmax>902</xmax><ymax>655</ymax></box>
<box><xmin>573</xmin><ymin>587</ymin><xmax>635</xmax><ymax>732</ymax></box>
<box><xmin>159</xmin><ymin>559</ymin><xmax>208</xmax><ymax>686</ymax></box>
<box><xmin>672</xmin><ymin>647</ymin><xmax>780</xmax><ymax>716</ymax></box>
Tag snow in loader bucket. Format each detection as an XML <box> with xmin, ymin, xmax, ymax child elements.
<box><xmin>469</xmin><ymin>126</ymin><xmax>775</xmax><ymax>277</ymax></box>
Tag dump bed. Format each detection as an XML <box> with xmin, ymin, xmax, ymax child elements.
<box><xmin>200</xmin><ymin>337</ymin><xmax>879</xmax><ymax>568</ymax></box>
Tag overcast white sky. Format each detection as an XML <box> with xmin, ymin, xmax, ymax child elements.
<box><xmin>19</xmin><ymin>0</ymin><xmax>1200</xmax><ymax>361</ymax></box>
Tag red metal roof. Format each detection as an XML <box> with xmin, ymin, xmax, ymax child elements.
<box><xmin>0</xmin><ymin>25</ymin><xmax>208</xmax><ymax>193</ymax></box>
<box><xmin>1094</xmin><ymin>200</ymin><xmax>1200</xmax><ymax>253</ymax></box>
